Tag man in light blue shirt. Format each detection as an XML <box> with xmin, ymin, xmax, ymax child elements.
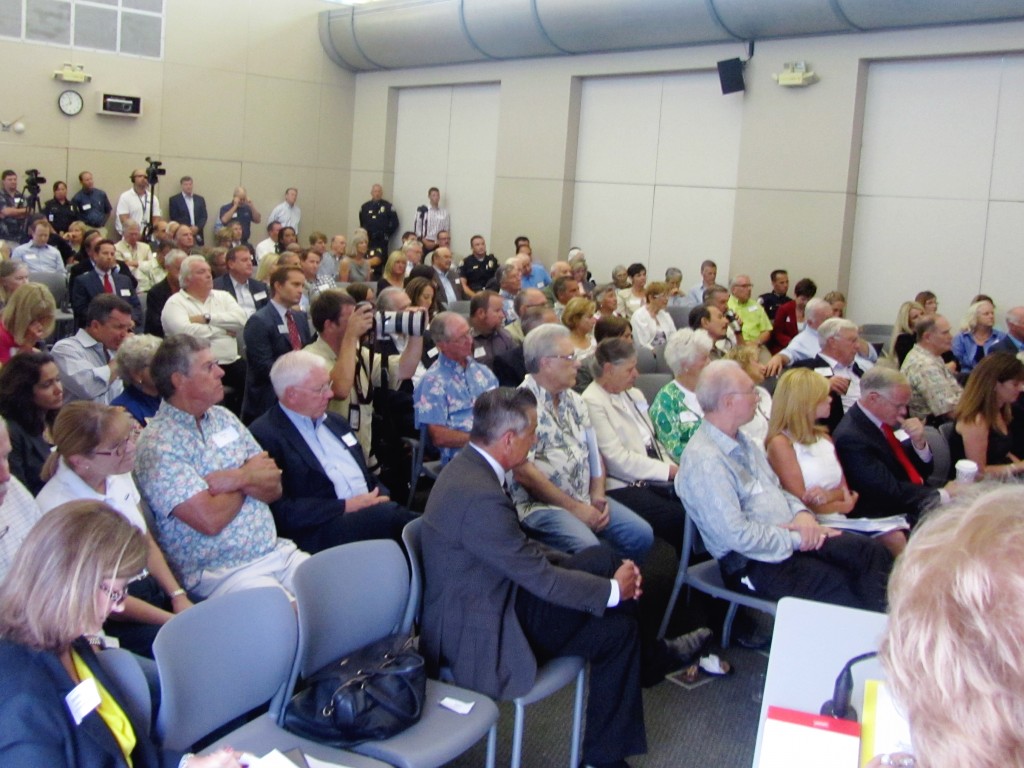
<box><xmin>11</xmin><ymin>218</ymin><xmax>65</xmax><ymax>275</ymax></box>
<box><xmin>676</xmin><ymin>359</ymin><xmax>892</xmax><ymax>612</ymax></box>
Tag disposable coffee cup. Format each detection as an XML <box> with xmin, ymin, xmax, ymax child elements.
<box><xmin>955</xmin><ymin>459</ymin><xmax>978</xmax><ymax>483</ymax></box>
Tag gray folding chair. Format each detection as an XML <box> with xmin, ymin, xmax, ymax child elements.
<box><xmin>281</xmin><ymin>540</ymin><xmax>500</xmax><ymax>768</ymax></box>
<box><xmin>634</xmin><ymin>344</ymin><xmax>658</xmax><ymax>373</ymax></box>
<box><xmin>402</xmin><ymin>518</ymin><xmax>585</xmax><ymax>768</ymax></box>
<box><xmin>667</xmin><ymin>302</ymin><xmax>696</xmax><ymax>329</ymax></box>
<box><xmin>658</xmin><ymin>510</ymin><xmax>777</xmax><ymax>647</ymax></box>
<box><xmin>153</xmin><ymin>587</ymin><xmax>385</xmax><ymax>767</ymax></box>
<box><xmin>925</xmin><ymin>423</ymin><xmax>953</xmax><ymax>486</ymax></box>
<box><xmin>28</xmin><ymin>270</ymin><xmax>75</xmax><ymax>340</ymax></box>
<box><xmin>634</xmin><ymin>373</ymin><xmax>671</xmax><ymax>406</ymax></box>
<box><xmin>447</xmin><ymin>299</ymin><xmax>472</xmax><ymax>316</ymax></box>
<box><xmin>403</xmin><ymin>422</ymin><xmax>444</xmax><ymax>508</ymax></box>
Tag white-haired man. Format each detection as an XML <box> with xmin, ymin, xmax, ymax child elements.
<box><xmin>677</xmin><ymin>360</ymin><xmax>892</xmax><ymax>611</ymax></box>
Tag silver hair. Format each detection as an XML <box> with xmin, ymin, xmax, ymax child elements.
<box><xmin>860</xmin><ymin>365</ymin><xmax>908</xmax><ymax>397</ymax></box>
<box><xmin>817</xmin><ymin>317</ymin><xmax>858</xmax><ymax>343</ymax></box>
<box><xmin>470</xmin><ymin>388</ymin><xmax>537</xmax><ymax>444</ymax></box>
<box><xmin>695</xmin><ymin>359</ymin><xmax>745</xmax><ymax>413</ymax></box>
<box><xmin>523</xmin><ymin>324</ymin><xmax>570</xmax><ymax>374</ymax></box>
<box><xmin>663</xmin><ymin>328</ymin><xmax>713</xmax><ymax>376</ymax></box>
<box><xmin>164</xmin><ymin>249</ymin><xmax>189</xmax><ymax>271</ymax></box>
<box><xmin>429</xmin><ymin>311</ymin><xmax>463</xmax><ymax>343</ymax></box>
<box><xmin>804</xmin><ymin>297</ymin><xmax>833</xmax><ymax>325</ymax></box>
<box><xmin>270</xmin><ymin>350</ymin><xmax>329</xmax><ymax>399</ymax></box>
<box><xmin>114</xmin><ymin>334</ymin><xmax>162</xmax><ymax>383</ymax></box>
<box><xmin>178</xmin><ymin>254</ymin><xmax>207</xmax><ymax>285</ymax></box>
<box><xmin>376</xmin><ymin>286</ymin><xmax>406</xmax><ymax>311</ymax></box>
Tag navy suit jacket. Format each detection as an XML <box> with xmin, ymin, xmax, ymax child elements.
<box><xmin>241</xmin><ymin>303</ymin><xmax>312</xmax><ymax>423</ymax></box>
<box><xmin>0</xmin><ymin>638</ymin><xmax>161</xmax><ymax>767</ymax></box>
<box><xmin>833</xmin><ymin>403</ymin><xmax>938</xmax><ymax>525</ymax></box>
<box><xmin>212</xmin><ymin>274</ymin><xmax>269</xmax><ymax>311</ymax></box>
<box><xmin>168</xmin><ymin>192</ymin><xmax>208</xmax><ymax>244</ymax></box>
<box><xmin>70</xmin><ymin>268</ymin><xmax>142</xmax><ymax>329</ymax></box>
<box><xmin>250</xmin><ymin>405</ymin><xmax>389</xmax><ymax>551</ymax></box>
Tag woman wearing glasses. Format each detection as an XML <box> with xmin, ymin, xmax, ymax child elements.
<box><xmin>0</xmin><ymin>501</ymin><xmax>241</xmax><ymax>767</ymax></box>
<box><xmin>35</xmin><ymin>402</ymin><xmax>193</xmax><ymax>657</ymax></box>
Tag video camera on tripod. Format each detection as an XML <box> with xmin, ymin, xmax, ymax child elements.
<box><xmin>23</xmin><ymin>169</ymin><xmax>46</xmax><ymax>196</ymax></box>
<box><xmin>144</xmin><ymin>157</ymin><xmax>165</xmax><ymax>186</ymax></box>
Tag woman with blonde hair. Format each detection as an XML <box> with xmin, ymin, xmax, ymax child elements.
<box><xmin>377</xmin><ymin>249</ymin><xmax>408</xmax><ymax>293</ymax></box>
<box><xmin>888</xmin><ymin>300</ymin><xmax>924</xmax><ymax>366</ymax></box>
<box><xmin>0</xmin><ymin>501</ymin><xmax>241</xmax><ymax>767</ymax></box>
<box><xmin>340</xmin><ymin>231</ymin><xmax>373</xmax><ymax>282</ymax></box>
<box><xmin>562</xmin><ymin>296</ymin><xmax>598</xmax><ymax>356</ymax></box>
<box><xmin>874</xmin><ymin>487</ymin><xmax>1024</xmax><ymax>768</ymax></box>
<box><xmin>0</xmin><ymin>259</ymin><xmax>29</xmax><ymax>311</ymax></box>
<box><xmin>255</xmin><ymin>251</ymin><xmax>281</xmax><ymax>283</ymax></box>
<box><xmin>0</xmin><ymin>282</ymin><xmax>57</xmax><ymax>364</ymax></box>
<box><xmin>727</xmin><ymin>344</ymin><xmax>772</xmax><ymax>449</ymax></box>
<box><xmin>952</xmin><ymin>298</ymin><xmax>1004</xmax><ymax>375</ymax></box>
<box><xmin>950</xmin><ymin>352</ymin><xmax>1024</xmax><ymax>479</ymax></box>
<box><xmin>767</xmin><ymin>369</ymin><xmax>906</xmax><ymax>555</ymax></box>
<box><xmin>36</xmin><ymin>402</ymin><xmax>193</xmax><ymax>657</ymax></box>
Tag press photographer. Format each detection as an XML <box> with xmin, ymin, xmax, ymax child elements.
<box><xmin>307</xmin><ymin>288</ymin><xmax>425</xmax><ymax>489</ymax></box>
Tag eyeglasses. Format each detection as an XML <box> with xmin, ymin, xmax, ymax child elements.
<box><xmin>98</xmin><ymin>569</ymin><xmax>148</xmax><ymax>604</ymax></box>
<box><xmin>93</xmin><ymin>435</ymin><xmax>136</xmax><ymax>458</ymax></box>
<box><xmin>545</xmin><ymin>354</ymin><xmax>577</xmax><ymax>362</ymax></box>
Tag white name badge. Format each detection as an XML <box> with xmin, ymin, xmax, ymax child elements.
<box><xmin>24</xmin><ymin>253</ymin><xmax>36</xmax><ymax>260</ymax></box>
<box><xmin>473</xmin><ymin>346</ymin><xmax>486</xmax><ymax>359</ymax></box>
<box><xmin>48</xmin><ymin>214</ymin><xmax>54</xmax><ymax>222</ymax></box>
<box><xmin>341</xmin><ymin>432</ymin><xmax>358</xmax><ymax>447</ymax></box>
<box><xmin>634</xmin><ymin>399</ymin><xmax>649</xmax><ymax>412</ymax></box>
<box><xmin>81</xmin><ymin>203</ymin><xmax>92</xmax><ymax>211</ymax></box>
<box><xmin>119</xmin><ymin>288</ymin><xmax>131</xmax><ymax>297</ymax></box>
<box><xmin>814</xmin><ymin>367</ymin><xmax>833</xmax><ymax>377</ymax></box>
<box><xmin>253</xmin><ymin>291</ymin><xmax>267</xmax><ymax>301</ymax></box>
<box><xmin>277</xmin><ymin>323</ymin><xmax>289</xmax><ymax>334</ymax></box>
<box><xmin>66</xmin><ymin>677</ymin><xmax>101</xmax><ymax>725</ymax></box>
<box><xmin>210</xmin><ymin>426</ymin><xmax>240</xmax><ymax>447</ymax></box>
<box><xmin>427</xmin><ymin>347</ymin><xmax>439</xmax><ymax>359</ymax></box>
<box><xmin>679</xmin><ymin>411</ymin><xmax>700</xmax><ymax>423</ymax></box>
<box><xmin>893</xmin><ymin>429</ymin><xmax>910</xmax><ymax>443</ymax></box>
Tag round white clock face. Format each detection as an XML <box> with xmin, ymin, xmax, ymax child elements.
<box><xmin>58</xmin><ymin>90</ymin><xmax>84</xmax><ymax>116</ymax></box>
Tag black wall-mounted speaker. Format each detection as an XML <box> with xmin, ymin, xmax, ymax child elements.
<box><xmin>717</xmin><ymin>58</ymin><xmax>745</xmax><ymax>94</ymax></box>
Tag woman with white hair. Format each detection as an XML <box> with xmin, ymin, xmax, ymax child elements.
<box><xmin>111</xmin><ymin>333</ymin><xmax>163</xmax><ymax>425</ymax></box>
<box><xmin>952</xmin><ymin>298</ymin><xmax>1004</xmax><ymax>375</ymax></box>
<box><xmin>649</xmin><ymin>328</ymin><xmax>714</xmax><ymax>461</ymax></box>
<box><xmin>872</xmin><ymin>486</ymin><xmax>1024</xmax><ymax>768</ymax></box>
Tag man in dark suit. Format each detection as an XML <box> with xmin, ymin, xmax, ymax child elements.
<box><xmin>70</xmin><ymin>239</ymin><xmax>141</xmax><ymax>329</ymax></box>
<box><xmin>992</xmin><ymin>306</ymin><xmax>1024</xmax><ymax>356</ymax></box>
<box><xmin>834</xmin><ymin>366</ymin><xmax>958</xmax><ymax>526</ymax></box>
<box><xmin>250</xmin><ymin>350</ymin><xmax>415</xmax><ymax>553</ymax></box>
<box><xmin>791</xmin><ymin>317</ymin><xmax>872</xmax><ymax>433</ymax></box>
<box><xmin>167</xmin><ymin>176</ymin><xmax>208</xmax><ymax>246</ymax></box>
<box><xmin>213</xmin><ymin>244</ymin><xmax>269</xmax><ymax>317</ymax></box>
<box><xmin>423</xmin><ymin>391</ymin><xmax>711</xmax><ymax>768</ymax></box>
<box><xmin>422</xmin><ymin>387</ymin><xmax>647</xmax><ymax>768</ymax></box>
<box><xmin>241</xmin><ymin>265</ymin><xmax>312</xmax><ymax>423</ymax></box>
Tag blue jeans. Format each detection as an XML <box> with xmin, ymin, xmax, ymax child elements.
<box><xmin>521</xmin><ymin>497</ymin><xmax>654</xmax><ymax>562</ymax></box>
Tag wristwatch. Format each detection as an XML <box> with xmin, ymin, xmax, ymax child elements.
<box><xmin>203</xmin><ymin>313</ymin><xmax>211</xmax><ymax>324</ymax></box>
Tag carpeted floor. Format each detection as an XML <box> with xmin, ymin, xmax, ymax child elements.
<box><xmin>441</xmin><ymin>540</ymin><xmax>775</xmax><ymax>767</ymax></box>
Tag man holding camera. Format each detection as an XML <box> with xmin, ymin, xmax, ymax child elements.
<box><xmin>0</xmin><ymin>170</ymin><xmax>28</xmax><ymax>253</ymax></box>
<box><xmin>115</xmin><ymin>168</ymin><xmax>162</xmax><ymax>236</ymax></box>
<box><xmin>414</xmin><ymin>311</ymin><xmax>499</xmax><ymax>466</ymax></box>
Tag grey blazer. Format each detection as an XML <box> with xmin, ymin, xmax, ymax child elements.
<box><xmin>420</xmin><ymin>445</ymin><xmax>609</xmax><ymax>700</ymax></box>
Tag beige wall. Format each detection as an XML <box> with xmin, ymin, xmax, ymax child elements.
<box><xmin>0</xmin><ymin>0</ymin><xmax>354</xmax><ymax>242</ymax></box>
<box><xmin>348</xmin><ymin>19</ymin><xmax>1024</xmax><ymax>297</ymax></box>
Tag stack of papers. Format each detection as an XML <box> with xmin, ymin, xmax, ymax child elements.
<box><xmin>818</xmin><ymin>514</ymin><xmax>909</xmax><ymax>534</ymax></box>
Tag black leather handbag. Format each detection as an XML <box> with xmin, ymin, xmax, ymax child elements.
<box><xmin>283</xmin><ymin>633</ymin><xmax>426</xmax><ymax>747</ymax></box>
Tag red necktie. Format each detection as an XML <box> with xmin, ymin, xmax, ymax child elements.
<box><xmin>102</xmin><ymin>272</ymin><xmax>114</xmax><ymax>294</ymax></box>
<box><xmin>286</xmin><ymin>310</ymin><xmax>302</xmax><ymax>350</ymax></box>
<box><xmin>882</xmin><ymin>424</ymin><xmax>923</xmax><ymax>485</ymax></box>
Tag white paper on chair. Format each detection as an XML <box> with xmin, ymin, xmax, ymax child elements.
<box><xmin>817</xmin><ymin>514</ymin><xmax>909</xmax><ymax>534</ymax></box>
<box><xmin>245</xmin><ymin>751</ymin><xmax>356</xmax><ymax>768</ymax></box>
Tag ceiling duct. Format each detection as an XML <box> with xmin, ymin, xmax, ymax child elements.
<box><xmin>319</xmin><ymin>0</ymin><xmax>1024</xmax><ymax>72</ymax></box>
